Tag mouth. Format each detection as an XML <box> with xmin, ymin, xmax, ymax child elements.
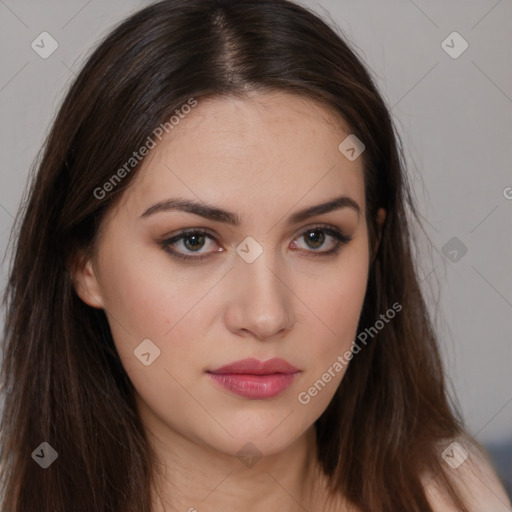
<box><xmin>207</xmin><ymin>357</ymin><xmax>300</xmax><ymax>399</ymax></box>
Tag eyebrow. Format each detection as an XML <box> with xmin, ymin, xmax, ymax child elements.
<box><xmin>139</xmin><ymin>194</ymin><xmax>360</xmax><ymax>225</ymax></box>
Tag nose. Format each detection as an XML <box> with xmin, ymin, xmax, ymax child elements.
<box><xmin>223</xmin><ymin>248</ymin><xmax>295</xmax><ymax>341</ymax></box>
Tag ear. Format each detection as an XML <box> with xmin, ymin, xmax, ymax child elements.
<box><xmin>70</xmin><ymin>251</ymin><xmax>105</xmax><ymax>309</ymax></box>
<box><xmin>371</xmin><ymin>208</ymin><xmax>387</xmax><ymax>262</ymax></box>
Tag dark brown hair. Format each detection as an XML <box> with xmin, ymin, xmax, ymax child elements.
<box><xmin>1</xmin><ymin>0</ymin><xmax>475</xmax><ymax>510</ymax></box>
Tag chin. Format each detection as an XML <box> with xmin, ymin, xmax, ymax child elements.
<box><xmin>195</xmin><ymin>417</ymin><xmax>311</xmax><ymax>460</ymax></box>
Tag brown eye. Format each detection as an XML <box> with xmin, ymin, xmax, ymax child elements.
<box><xmin>303</xmin><ymin>229</ymin><xmax>326</xmax><ymax>249</ymax></box>
<box><xmin>158</xmin><ymin>228</ymin><xmax>222</xmax><ymax>261</ymax></box>
<box><xmin>182</xmin><ymin>233</ymin><xmax>207</xmax><ymax>252</ymax></box>
<box><xmin>291</xmin><ymin>225</ymin><xmax>352</xmax><ymax>255</ymax></box>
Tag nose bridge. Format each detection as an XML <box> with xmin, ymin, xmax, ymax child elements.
<box><xmin>226</xmin><ymin>239</ymin><xmax>293</xmax><ymax>339</ymax></box>
<box><xmin>242</xmin><ymin>249</ymin><xmax>283</xmax><ymax>300</ymax></box>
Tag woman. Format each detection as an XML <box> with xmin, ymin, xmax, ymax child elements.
<box><xmin>1</xmin><ymin>0</ymin><xmax>509</xmax><ymax>510</ymax></box>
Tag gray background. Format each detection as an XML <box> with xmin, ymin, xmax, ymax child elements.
<box><xmin>1</xmin><ymin>0</ymin><xmax>511</xmax><ymax>495</ymax></box>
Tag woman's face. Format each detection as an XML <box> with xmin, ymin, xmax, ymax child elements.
<box><xmin>75</xmin><ymin>91</ymin><xmax>380</xmax><ymax>458</ymax></box>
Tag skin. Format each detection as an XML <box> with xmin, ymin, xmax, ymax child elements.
<box><xmin>424</xmin><ymin>443</ymin><xmax>512</xmax><ymax>512</ymax></box>
<box><xmin>73</xmin><ymin>91</ymin><xmax>511</xmax><ymax>512</ymax></box>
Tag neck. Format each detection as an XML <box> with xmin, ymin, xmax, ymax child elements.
<box><xmin>139</xmin><ymin>401</ymin><xmax>337</xmax><ymax>511</ymax></box>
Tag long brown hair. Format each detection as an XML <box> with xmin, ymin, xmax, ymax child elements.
<box><xmin>1</xmin><ymin>0</ymin><xmax>473</xmax><ymax>510</ymax></box>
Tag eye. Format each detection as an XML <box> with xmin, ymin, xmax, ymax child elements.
<box><xmin>158</xmin><ymin>228</ymin><xmax>222</xmax><ymax>262</ymax></box>
<box><xmin>290</xmin><ymin>225</ymin><xmax>352</xmax><ymax>257</ymax></box>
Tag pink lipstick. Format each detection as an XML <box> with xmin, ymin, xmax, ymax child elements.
<box><xmin>207</xmin><ymin>357</ymin><xmax>300</xmax><ymax>399</ymax></box>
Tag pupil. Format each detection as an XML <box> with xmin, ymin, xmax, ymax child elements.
<box><xmin>184</xmin><ymin>234</ymin><xmax>205</xmax><ymax>251</ymax></box>
<box><xmin>306</xmin><ymin>230</ymin><xmax>324</xmax><ymax>249</ymax></box>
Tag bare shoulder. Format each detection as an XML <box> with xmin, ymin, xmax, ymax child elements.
<box><xmin>423</xmin><ymin>439</ymin><xmax>512</xmax><ymax>512</ymax></box>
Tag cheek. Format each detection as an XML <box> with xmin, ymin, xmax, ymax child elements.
<box><xmin>95</xmin><ymin>249</ymin><xmax>211</xmax><ymax>431</ymax></box>
<box><xmin>97</xmin><ymin>236</ymin><xmax>213</xmax><ymax>338</ymax></box>
<box><xmin>303</xmin><ymin>240</ymin><xmax>369</xmax><ymax>350</ymax></box>
<box><xmin>292</xmin><ymin>238</ymin><xmax>369</xmax><ymax>406</ymax></box>
<box><xmin>95</xmin><ymin>241</ymin><xmax>212</xmax><ymax>380</ymax></box>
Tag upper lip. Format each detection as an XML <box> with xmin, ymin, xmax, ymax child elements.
<box><xmin>208</xmin><ymin>357</ymin><xmax>299</xmax><ymax>375</ymax></box>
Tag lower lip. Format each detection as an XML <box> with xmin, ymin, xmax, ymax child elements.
<box><xmin>207</xmin><ymin>372</ymin><xmax>299</xmax><ymax>399</ymax></box>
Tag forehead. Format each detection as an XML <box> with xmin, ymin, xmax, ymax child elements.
<box><xmin>111</xmin><ymin>91</ymin><xmax>365</xmax><ymax>224</ymax></box>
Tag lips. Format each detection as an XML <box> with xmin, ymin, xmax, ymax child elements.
<box><xmin>207</xmin><ymin>357</ymin><xmax>300</xmax><ymax>399</ymax></box>
<box><xmin>208</xmin><ymin>357</ymin><xmax>299</xmax><ymax>375</ymax></box>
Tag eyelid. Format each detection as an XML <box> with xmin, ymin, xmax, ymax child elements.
<box><xmin>291</xmin><ymin>222</ymin><xmax>347</xmax><ymax>239</ymax></box>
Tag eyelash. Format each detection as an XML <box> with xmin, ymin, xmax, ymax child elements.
<box><xmin>158</xmin><ymin>225</ymin><xmax>352</xmax><ymax>263</ymax></box>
